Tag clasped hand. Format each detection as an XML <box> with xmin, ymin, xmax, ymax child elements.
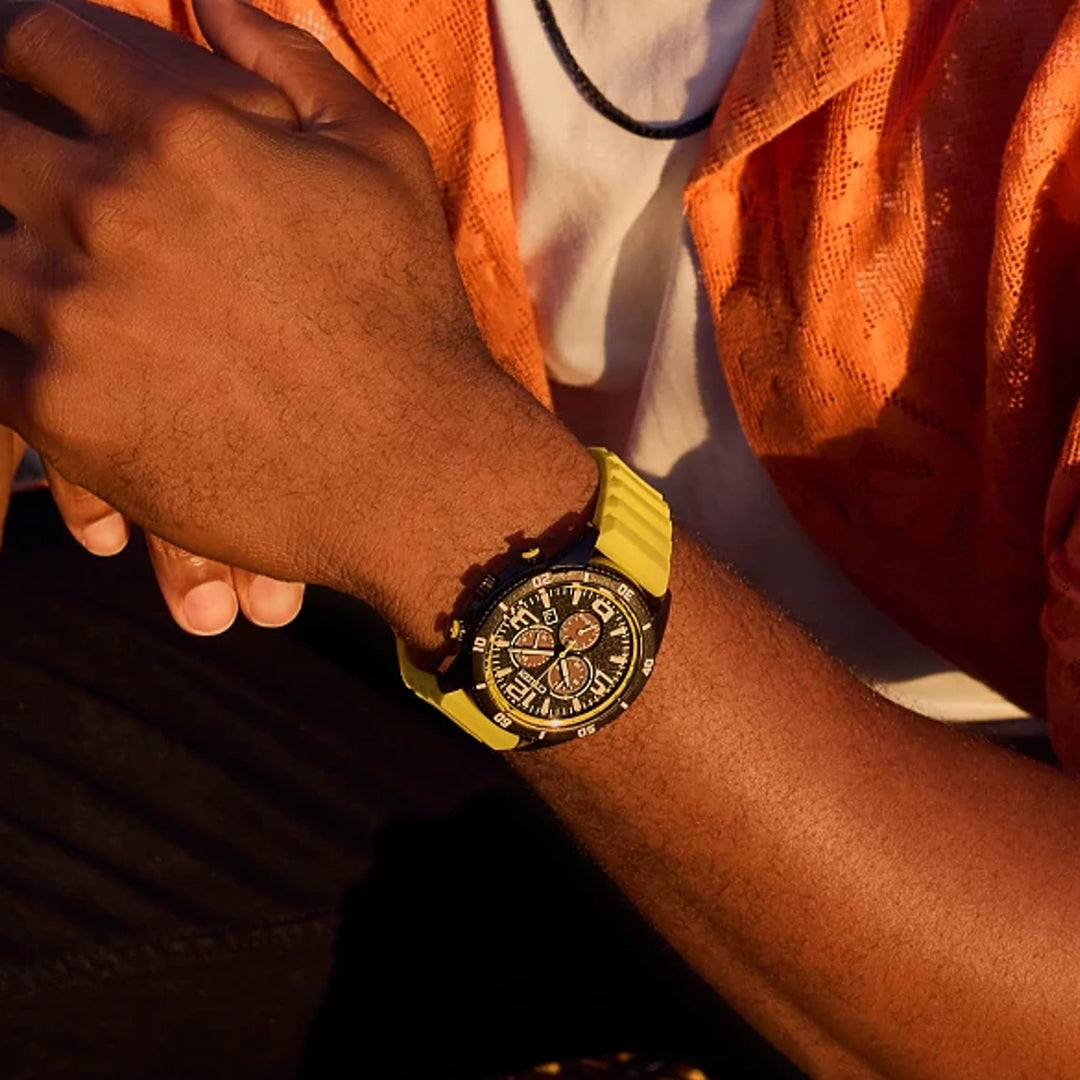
<box><xmin>0</xmin><ymin>0</ymin><xmax>557</xmax><ymax>648</ymax></box>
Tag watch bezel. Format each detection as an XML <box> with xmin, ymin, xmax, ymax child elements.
<box><xmin>464</xmin><ymin>562</ymin><xmax>661</xmax><ymax>746</ymax></box>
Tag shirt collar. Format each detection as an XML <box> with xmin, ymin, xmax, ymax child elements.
<box><xmin>690</xmin><ymin>0</ymin><xmax>891</xmax><ymax>184</ymax></box>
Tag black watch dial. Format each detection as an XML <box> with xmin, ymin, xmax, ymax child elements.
<box><xmin>469</xmin><ymin>564</ymin><xmax>658</xmax><ymax>745</ymax></box>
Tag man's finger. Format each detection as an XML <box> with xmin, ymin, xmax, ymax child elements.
<box><xmin>192</xmin><ymin>0</ymin><xmax>382</xmax><ymax>130</ymax></box>
<box><xmin>44</xmin><ymin>461</ymin><xmax>128</xmax><ymax>555</ymax></box>
<box><xmin>234</xmin><ymin>568</ymin><xmax>305</xmax><ymax>629</ymax></box>
<box><xmin>9</xmin><ymin>430</ymin><xmax>24</xmax><ymax>477</ymax></box>
<box><xmin>0</xmin><ymin>428</ymin><xmax>16</xmax><ymax>537</ymax></box>
<box><xmin>145</xmin><ymin>532</ymin><xmax>239</xmax><ymax>636</ymax></box>
<box><xmin>0</xmin><ymin>1</ymin><xmax>169</xmax><ymax>132</ymax></box>
<box><xmin>48</xmin><ymin>0</ymin><xmax>296</xmax><ymax>124</ymax></box>
<box><xmin>0</xmin><ymin>103</ymin><xmax>80</xmax><ymax>238</ymax></box>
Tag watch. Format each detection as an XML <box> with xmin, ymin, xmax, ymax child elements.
<box><xmin>396</xmin><ymin>447</ymin><xmax>672</xmax><ymax>750</ymax></box>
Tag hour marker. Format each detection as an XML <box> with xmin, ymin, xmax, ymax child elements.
<box><xmin>495</xmin><ymin>667</ymin><xmax>512</xmax><ymax>679</ymax></box>
<box><xmin>571</xmin><ymin>699</ymin><xmax>582</xmax><ymax>713</ymax></box>
<box><xmin>611</xmin><ymin>653</ymin><xmax>628</xmax><ymax>665</ymax></box>
<box><xmin>610</xmin><ymin>626</ymin><xmax>628</xmax><ymax>637</ymax></box>
<box><xmin>540</xmin><ymin>698</ymin><xmax>551</xmax><ymax>717</ymax></box>
<box><xmin>593</xmin><ymin>667</ymin><xmax>613</xmax><ymax>685</ymax></box>
<box><xmin>498</xmin><ymin>602</ymin><xmax>509</xmax><ymax>612</ymax></box>
<box><xmin>570</xmin><ymin>586</ymin><xmax>582</xmax><ymax>606</ymax></box>
<box><xmin>521</xmin><ymin>691</ymin><xmax>537</xmax><ymax>708</ymax></box>
<box><xmin>539</xmin><ymin>588</ymin><xmax>551</xmax><ymax>608</ymax></box>
<box><xmin>494</xmin><ymin>639</ymin><xmax>510</xmax><ymax>649</ymax></box>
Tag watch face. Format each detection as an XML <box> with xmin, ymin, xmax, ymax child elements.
<box><xmin>470</xmin><ymin>565</ymin><xmax>658</xmax><ymax>745</ymax></box>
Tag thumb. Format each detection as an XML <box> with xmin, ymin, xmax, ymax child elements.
<box><xmin>191</xmin><ymin>0</ymin><xmax>379</xmax><ymax>128</ymax></box>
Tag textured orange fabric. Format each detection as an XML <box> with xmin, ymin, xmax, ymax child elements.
<box><xmin>101</xmin><ymin>0</ymin><xmax>1080</xmax><ymax>768</ymax></box>
<box><xmin>682</xmin><ymin>0</ymin><xmax>1080</xmax><ymax>769</ymax></box>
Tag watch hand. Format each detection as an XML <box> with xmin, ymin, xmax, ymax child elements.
<box><xmin>536</xmin><ymin>643</ymin><xmax>574</xmax><ymax>689</ymax></box>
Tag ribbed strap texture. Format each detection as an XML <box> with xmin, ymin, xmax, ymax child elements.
<box><xmin>396</xmin><ymin>640</ymin><xmax>521</xmax><ymax>750</ymax></box>
<box><xmin>589</xmin><ymin>448</ymin><xmax>672</xmax><ymax>598</ymax></box>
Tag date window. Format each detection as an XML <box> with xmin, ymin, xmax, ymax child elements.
<box><xmin>543</xmin><ymin>608</ymin><xmax>559</xmax><ymax>626</ymax></box>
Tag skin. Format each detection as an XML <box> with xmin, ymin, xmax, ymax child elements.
<box><xmin>0</xmin><ymin>2</ymin><xmax>1078</xmax><ymax>1076</ymax></box>
<box><xmin>0</xmin><ymin>39</ymin><xmax>301</xmax><ymax>635</ymax></box>
<box><xmin>2</xmin><ymin>416</ymin><xmax>304</xmax><ymax>634</ymax></box>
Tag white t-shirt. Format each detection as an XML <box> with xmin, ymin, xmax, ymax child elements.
<box><xmin>490</xmin><ymin>0</ymin><xmax>1034</xmax><ymax>726</ymax></box>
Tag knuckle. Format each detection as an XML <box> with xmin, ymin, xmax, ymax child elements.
<box><xmin>2</xmin><ymin>2</ymin><xmax>69</xmax><ymax>54</ymax></box>
<box><xmin>360</xmin><ymin>117</ymin><xmax>437</xmax><ymax>199</ymax></box>
<box><xmin>227</xmin><ymin>83</ymin><xmax>294</xmax><ymax>124</ymax></box>
<box><xmin>378</xmin><ymin>113</ymin><xmax>429</xmax><ymax>165</ymax></box>
<box><xmin>67</xmin><ymin>160</ymin><xmax>170</xmax><ymax>253</ymax></box>
<box><xmin>274</xmin><ymin>19</ymin><xmax>324</xmax><ymax>50</ymax></box>
<box><xmin>67</xmin><ymin>175</ymin><xmax>123</xmax><ymax>239</ymax></box>
<box><xmin>141</xmin><ymin>94</ymin><xmax>224</xmax><ymax>161</ymax></box>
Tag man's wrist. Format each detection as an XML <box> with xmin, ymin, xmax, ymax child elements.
<box><xmin>348</xmin><ymin>392</ymin><xmax>600</xmax><ymax>663</ymax></box>
<box><xmin>401</xmin><ymin>430</ymin><xmax>598</xmax><ymax>663</ymax></box>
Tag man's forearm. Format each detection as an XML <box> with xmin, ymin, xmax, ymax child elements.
<box><xmin>512</xmin><ymin>529</ymin><xmax>1080</xmax><ymax>1080</ymax></box>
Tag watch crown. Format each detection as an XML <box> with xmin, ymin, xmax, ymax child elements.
<box><xmin>519</xmin><ymin>547</ymin><xmax>544</xmax><ymax>565</ymax></box>
<box><xmin>475</xmin><ymin>573</ymin><xmax>498</xmax><ymax>597</ymax></box>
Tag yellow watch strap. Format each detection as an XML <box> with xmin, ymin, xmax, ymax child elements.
<box><xmin>395</xmin><ymin>446</ymin><xmax>671</xmax><ymax>750</ymax></box>
<box><xmin>396</xmin><ymin>638</ymin><xmax>521</xmax><ymax>751</ymax></box>
<box><xmin>588</xmin><ymin>447</ymin><xmax>672</xmax><ymax>598</ymax></box>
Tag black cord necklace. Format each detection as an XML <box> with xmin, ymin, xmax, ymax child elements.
<box><xmin>531</xmin><ymin>0</ymin><xmax>719</xmax><ymax>140</ymax></box>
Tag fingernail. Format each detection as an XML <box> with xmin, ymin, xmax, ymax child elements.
<box><xmin>247</xmin><ymin>576</ymin><xmax>304</xmax><ymax>628</ymax></box>
<box><xmin>183</xmin><ymin>580</ymin><xmax>239</xmax><ymax>635</ymax></box>
<box><xmin>82</xmin><ymin>513</ymin><xmax>128</xmax><ymax>556</ymax></box>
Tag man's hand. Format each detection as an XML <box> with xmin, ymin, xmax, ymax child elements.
<box><xmin>44</xmin><ymin>455</ymin><xmax>307</xmax><ymax>632</ymax></box>
<box><xmin>0</xmin><ymin>430</ymin><xmax>305</xmax><ymax>634</ymax></box>
<box><xmin>0</xmin><ymin>0</ymin><xmax>595</xmax><ymax>651</ymax></box>
<box><xmin>0</xmin><ymin>5</ymin><xmax>307</xmax><ymax>636</ymax></box>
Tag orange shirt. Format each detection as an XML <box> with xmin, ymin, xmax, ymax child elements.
<box><xmin>115</xmin><ymin>0</ymin><xmax>1080</xmax><ymax>769</ymax></box>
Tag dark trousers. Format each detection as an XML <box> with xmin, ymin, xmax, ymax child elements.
<box><xmin>0</xmin><ymin>490</ymin><xmax>806</xmax><ymax>1079</ymax></box>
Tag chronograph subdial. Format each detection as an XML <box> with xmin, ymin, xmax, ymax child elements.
<box><xmin>559</xmin><ymin>611</ymin><xmax>602</xmax><ymax>652</ymax></box>
<box><xmin>547</xmin><ymin>654</ymin><xmax>593</xmax><ymax>698</ymax></box>
<box><xmin>509</xmin><ymin>626</ymin><xmax>556</xmax><ymax>668</ymax></box>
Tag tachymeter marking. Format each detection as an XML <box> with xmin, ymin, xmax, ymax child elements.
<box><xmin>481</xmin><ymin>575</ymin><xmax>643</xmax><ymax>729</ymax></box>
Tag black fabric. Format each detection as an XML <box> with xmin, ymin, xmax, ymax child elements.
<box><xmin>0</xmin><ymin>490</ymin><xmax>805</xmax><ymax>1079</ymax></box>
